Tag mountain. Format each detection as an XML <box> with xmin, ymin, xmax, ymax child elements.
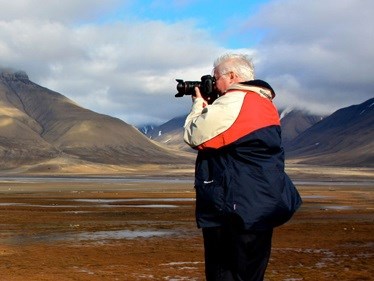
<box><xmin>279</xmin><ymin>108</ymin><xmax>325</xmax><ymax>145</ymax></box>
<box><xmin>141</xmin><ymin>115</ymin><xmax>191</xmax><ymax>151</ymax></box>
<box><xmin>285</xmin><ymin>98</ymin><xmax>374</xmax><ymax>167</ymax></box>
<box><xmin>141</xmin><ymin>109</ymin><xmax>324</xmax><ymax>151</ymax></box>
<box><xmin>141</xmin><ymin>100</ymin><xmax>374</xmax><ymax>167</ymax></box>
<box><xmin>139</xmin><ymin>124</ymin><xmax>157</xmax><ymax>135</ymax></box>
<box><xmin>0</xmin><ymin>70</ymin><xmax>193</xmax><ymax>170</ymax></box>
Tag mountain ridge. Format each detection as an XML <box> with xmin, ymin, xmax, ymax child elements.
<box><xmin>140</xmin><ymin>109</ymin><xmax>325</xmax><ymax>152</ymax></box>
<box><xmin>1</xmin><ymin>69</ymin><xmax>372</xmax><ymax>173</ymax></box>
<box><xmin>285</xmin><ymin>98</ymin><xmax>374</xmax><ymax>166</ymax></box>
<box><xmin>0</xmin><ymin>70</ymin><xmax>194</xmax><ymax>171</ymax></box>
<box><xmin>140</xmin><ymin>99</ymin><xmax>373</xmax><ymax>167</ymax></box>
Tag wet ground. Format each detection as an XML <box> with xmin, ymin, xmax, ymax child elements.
<box><xmin>0</xmin><ymin>178</ymin><xmax>373</xmax><ymax>280</ymax></box>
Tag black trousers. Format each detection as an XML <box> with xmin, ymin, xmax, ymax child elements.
<box><xmin>202</xmin><ymin>226</ymin><xmax>273</xmax><ymax>281</ymax></box>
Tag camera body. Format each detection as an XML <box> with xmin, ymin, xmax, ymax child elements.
<box><xmin>175</xmin><ymin>75</ymin><xmax>219</xmax><ymax>104</ymax></box>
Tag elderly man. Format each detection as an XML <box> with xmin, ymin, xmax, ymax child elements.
<box><xmin>184</xmin><ymin>53</ymin><xmax>302</xmax><ymax>281</ymax></box>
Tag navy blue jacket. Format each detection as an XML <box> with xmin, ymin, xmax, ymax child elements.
<box><xmin>184</xmin><ymin>81</ymin><xmax>302</xmax><ymax>230</ymax></box>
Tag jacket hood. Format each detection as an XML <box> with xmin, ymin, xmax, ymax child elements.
<box><xmin>226</xmin><ymin>79</ymin><xmax>276</xmax><ymax>100</ymax></box>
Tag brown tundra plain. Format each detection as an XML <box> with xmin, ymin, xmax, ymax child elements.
<box><xmin>0</xmin><ymin>165</ymin><xmax>373</xmax><ymax>281</ymax></box>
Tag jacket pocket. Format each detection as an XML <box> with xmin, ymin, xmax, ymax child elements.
<box><xmin>195</xmin><ymin>178</ymin><xmax>225</xmax><ymax>214</ymax></box>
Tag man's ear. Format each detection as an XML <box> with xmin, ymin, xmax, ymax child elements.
<box><xmin>229</xmin><ymin>71</ymin><xmax>238</xmax><ymax>81</ymax></box>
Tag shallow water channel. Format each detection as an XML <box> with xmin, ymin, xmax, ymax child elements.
<box><xmin>0</xmin><ymin>177</ymin><xmax>372</xmax><ymax>245</ymax></box>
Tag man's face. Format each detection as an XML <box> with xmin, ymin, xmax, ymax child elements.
<box><xmin>213</xmin><ymin>69</ymin><xmax>231</xmax><ymax>94</ymax></box>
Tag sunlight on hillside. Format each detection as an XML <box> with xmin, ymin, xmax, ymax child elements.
<box><xmin>0</xmin><ymin>117</ymin><xmax>13</xmax><ymax>127</ymax></box>
<box><xmin>0</xmin><ymin>104</ymin><xmax>25</xmax><ymax>119</ymax></box>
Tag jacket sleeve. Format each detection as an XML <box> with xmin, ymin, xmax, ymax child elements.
<box><xmin>183</xmin><ymin>92</ymin><xmax>245</xmax><ymax>148</ymax></box>
<box><xmin>184</xmin><ymin>90</ymin><xmax>281</xmax><ymax>150</ymax></box>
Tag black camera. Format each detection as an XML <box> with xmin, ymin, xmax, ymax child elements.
<box><xmin>175</xmin><ymin>75</ymin><xmax>219</xmax><ymax>104</ymax></box>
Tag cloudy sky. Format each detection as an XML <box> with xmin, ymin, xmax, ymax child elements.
<box><xmin>0</xmin><ymin>0</ymin><xmax>372</xmax><ymax>126</ymax></box>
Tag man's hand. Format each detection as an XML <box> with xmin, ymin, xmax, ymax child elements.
<box><xmin>193</xmin><ymin>86</ymin><xmax>203</xmax><ymax>100</ymax></box>
<box><xmin>193</xmin><ymin>87</ymin><xmax>209</xmax><ymax>107</ymax></box>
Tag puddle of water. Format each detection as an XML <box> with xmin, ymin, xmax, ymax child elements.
<box><xmin>118</xmin><ymin>204</ymin><xmax>178</xmax><ymax>208</ymax></box>
<box><xmin>320</xmin><ymin>205</ymin><xmax>353</xmax><ymax>210</ymax></box>
<box><xmin>161</xmin><ymin>262</ymin><xmax>203</xmax><ymax>266</ymax></box>
<box><xmin>294</xmin><ymin>180</ymin><xmax>374</xmax><ymax>186</ymax></box>
<box><xmin>0</xmin><ymin>202</ymin><xmax>179</xmax><ymax>208</ymax></box>
<box><xmin>0</xmin><ymin>176</ymin><xmax>193</xmax><ymax>184</ymax></box>
<box><xmin>63</xmin><ymin>211</ymin><xmax>93</xmax><ymax>214</ymax></box>
<box><xmin>0</xmin><ymin>203</ymin><xmax>78</xmax><ymax>208</ymax></box>
<box><xmin>73</xmin><ymin>229</ymin><xmax>174</xmax><ymax>241</ymax></box>
<box><xmin>73</xmin><ymin>198</ymin><xmax>194</xmax><ymax>203</ymax></box>
<box><xmin>0</xmin><ymin>203</ymin><xmax>25</xmax><ymax>206</ymax></box>
<box><xmin>2</xmin><ymin>229</ymin><xmax>176</xmax><ymax>245</ymax></box>
<box><xmin>302</xmin><ymin>195</ymin><xmax>333</xmax><ymax>199</ymax></box>
<box><xmin>80</xmin><ymin>203</ymin><xmax>179</xmax><ymax>208</ymax></box>
<box><xmin>164</xmin><ymin>276</ymin><xmax>198</xmax><ymax>281</ymax></box>
<box><xmin>1</xmin><ymin>199</ymin><xmax>358</xmax><ymax>211</ymax></box>
<box><xmin>72</xmin><ymin>266</ymin><xmax>95</xmax><ymax>275</ymax></box>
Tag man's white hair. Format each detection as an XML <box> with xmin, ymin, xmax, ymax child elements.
<box><xmin>213</xmin><ymin>53</ymin><xmax>255</xmax><ymax>81</ymax></box>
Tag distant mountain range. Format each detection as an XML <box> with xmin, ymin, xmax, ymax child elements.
<box><xmin>0</xmin><ymin>70</ymin><xmax>193</xmax><ymax>171</ymax></box>
<box><xmin>280</xmin><ymin>108</ymin><xmax>324</xmax><ymax>145</ymax></box>
<box><xmin>140</xmin><ymin>109</ymin><xmax>326</xmax><ymax>153</ymax></box>
<box><xmin>139</xmin><ymin>115</ymin><xmax>189</xmax><ymax>151</ymax></box>
<box><xmin>0</xmin><ymin>69</ymin><xmax>372</xmax><ymax>172</ymax></box>
<box><xmin>141</xmin><ymin>99</ymin><xmax>374</xmax><ymax>167</ymax></box>
<box><xmin>285</xmin><ymin>98</ymin><xmax>374</xmax><ymax>166</ymax></box>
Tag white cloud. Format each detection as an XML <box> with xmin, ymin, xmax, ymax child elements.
<box><xmin>0</xmin><ymin>2</ymin><xmax>224</xmax><ymax>125</ymax></box>
<box><xmin>247</xmin><ymin>0</ymin><xmax>374</xmax><ymax>114</ymax></box>
<box><xmin>0</xmin><ymin>0</ymin><xmax>125</xmax><ymax>23</ymax></box>
<box><xmin>7</xmin><ymin>21</ymin><xmax>222</xmax><ymax>123</ymax></box>
<box><xmin>0</xmin><ymin>0</ymin><xmax>372</xmax><ymax>126</ymax></box>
